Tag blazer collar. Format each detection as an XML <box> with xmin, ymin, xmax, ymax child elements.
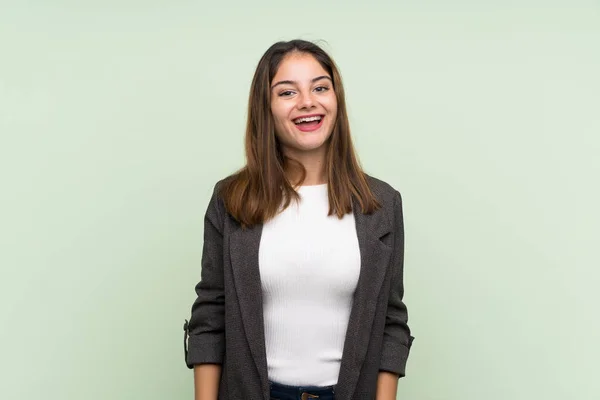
<box><xmin>229</xmin><ymin>196</ymin><xmax>393</xmax><ymax>399</ymax></box>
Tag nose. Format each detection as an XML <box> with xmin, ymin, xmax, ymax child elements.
<box><xmin>297</xmin><ymin>91</ymin><xmax>316</xmax><ymax>110</ymax></box>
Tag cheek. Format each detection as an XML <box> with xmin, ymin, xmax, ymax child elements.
<box><xmin>270</xmin><ymin>105</ymin><xmax>292</xmax><ymax>139</ymax></box>
<box><xmin>271</xmin><ymin>102</ymin><xmax>291</xmax><ymax>124</ymax></box>
<box><xmin>272</xmin><ymin>114</ymin><xmax>289</xmax><ymax>133</ymax></box>
<box><xmin>327</xmin><ymin>108</ymin><xmax>338</xmax><ymax>126</ymax></box>
<box><xmin>325</xmin><ymin>98</ymin><xmax>338</xmax><ymax>129</ymax></box>
<box><xmin>324</xmin><ymin>96</ymin><xmax>338</xmax><ymax>115</ymax></box>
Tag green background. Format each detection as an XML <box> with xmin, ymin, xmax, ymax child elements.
<box><xmin>1</xmin><ymin>1</ymin><xmax>598</xmax><ymax>399</ymax></box>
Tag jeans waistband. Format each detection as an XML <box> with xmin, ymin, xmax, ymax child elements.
<box><xmin>269</xmin><ymin>380</ymin><xmax>336</xmax><ymax>398</ymax></box>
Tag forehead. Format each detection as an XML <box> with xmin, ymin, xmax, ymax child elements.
<box><xmin>272</xmin><ymin>53</ymin><xmax>330</xmax><ymax>82</ymax></box>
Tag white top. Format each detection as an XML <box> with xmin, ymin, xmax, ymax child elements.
<box><xmin>258</xmin><ymin>184</ymin><xmax>361</xmax><ymax>386</ymax></box>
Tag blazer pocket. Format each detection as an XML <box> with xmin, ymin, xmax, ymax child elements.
<box><xmin>378</xmin><ymin>231</ymin><xmax>393</xmax><ymax>249</ymax></box>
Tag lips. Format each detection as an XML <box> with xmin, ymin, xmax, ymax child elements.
<box><xmin>293</xmin><ymin>114</ymin><xmax>324</xmax><ymax>124</ymax></box>
<box><xmin>293</xmin><ymin>115</ymin><xmax>324</xmax><ymax>132</ymax></box>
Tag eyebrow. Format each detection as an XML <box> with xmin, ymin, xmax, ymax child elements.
<box><xmin>271</xmin><ymin>75</ymin><xmax>332</xmax><ymax>90</ymax></box>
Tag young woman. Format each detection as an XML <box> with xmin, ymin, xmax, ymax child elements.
<box><xmin>184</xmin><ymin>39</ymin><xmax>414</xmax><ymax>400</ymax></box>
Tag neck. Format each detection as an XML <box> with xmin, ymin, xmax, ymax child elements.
<box><xmin>283</xmin><ymin>147</ymin><xmax>327</xmax><ymax>186</ymax></box>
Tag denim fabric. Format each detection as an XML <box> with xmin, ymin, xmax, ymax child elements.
<box><xmin>269</xmin><ymin>380</ymin><xmax>336</xmax><ymax>400</ymax></box>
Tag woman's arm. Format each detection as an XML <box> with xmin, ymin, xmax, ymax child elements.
<box><xmin>376</xmin><ymin>371</ymin><xmax>399</xmax><ymax>400</ymax></box>
<box><xmin>378</xmin><ymin>190</ymin><xmax>414</xmax><ymax>383</ymax></box>
<box><xmin>194</xmin><ymin>364</ymin><xmax>222</xmax><ymax>400</ymax></box>
<box><xmin>186</xmin><ymin>182</ymin><xmax>227</xmax><ymax>395</ymax></box>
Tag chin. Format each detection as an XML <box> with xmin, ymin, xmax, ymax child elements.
<box><xmin>299</xmin><ymin>140</ymin><xmax>329</xmax><ymax>152</ymax></box>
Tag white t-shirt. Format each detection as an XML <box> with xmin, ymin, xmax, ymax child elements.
<box><xmin>258</xmin><ymin>183</ymin><xmax>361</xmax><ymax>386</ymax></box>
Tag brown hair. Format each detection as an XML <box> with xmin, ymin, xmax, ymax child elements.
<box><xmin>220</xmin><ymin>39</ymin><xmax>380</xmax><ymax>228</ymax></box>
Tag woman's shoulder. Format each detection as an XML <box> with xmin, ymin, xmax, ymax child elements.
<box><xmin>363</xmin><ymin>174</ymin><xmax>403</xmax><ymax>225</ymax></box>
<box><xmin>364</xmin><ymin>173</ymin><xmax>402</xmax><ymax>201</ymax></box>
<box><xmin>210</xmin><ymin>173</ymin><xmax>241</xmax><ymax>197</ymax></box>
<box><xmin>209</xmin><ymin>172</ymin><xmax>402</xmax><ymax>209</ymax></box>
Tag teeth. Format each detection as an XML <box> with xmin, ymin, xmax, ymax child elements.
<box><xmin>294</xmin><ymin>115</ymin><xmax>322</xmax><ymax>123</ymax></box>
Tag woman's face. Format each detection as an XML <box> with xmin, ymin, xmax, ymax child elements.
<box><xmin>270</xmin><ymin>52</ymin><xmax>338</xmax><ymax>159</ymax></box>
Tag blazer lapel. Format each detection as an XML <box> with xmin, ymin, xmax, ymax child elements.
<box><xmin>229</xmin><ymin>223</ymin><xmax>270</xmax><ymax>398</ymax></box>
<box><xmin>229</xmin><ymin>196</ymin><xmax>392</xmax><ymax>400</ymax></box>
<box><xmin>335</xmin><ymin>197</ymin><xmax>393</xmax><ymax>399</ymax></box>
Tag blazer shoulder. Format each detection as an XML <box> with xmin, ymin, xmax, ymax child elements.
<box><xmin>365</xmin><ymin>173</ymin><xmax>402</xmax><ymax>203</ymax></box>
<box><xmin>213</xmin><ymin>174</ymin><xmax>235</xmax><ymax>195</ymax></box>
<box><xmin>205</xmin><ymin>175</ymin><xmax>237</xmax><ymax>227</ymax></box>
<box><xmin>210</xmin><ymin>174</ymin><xmax>240</xmax><ymax>208</ymax></box>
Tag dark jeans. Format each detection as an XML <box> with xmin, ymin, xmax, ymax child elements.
<box><xmin>269</xmin><ymin>380</ymin><xmax>336</xmax><ymax>400</ymax></box>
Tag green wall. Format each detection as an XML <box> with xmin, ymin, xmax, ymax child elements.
<box><xmin>1</xmin><ymin>1</ymin><xmax>598</xmax><ymax>399</ymax></box>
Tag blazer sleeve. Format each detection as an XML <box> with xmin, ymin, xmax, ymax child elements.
<box><xmin>379</xmin><ymin>190</ymin><xmax>415</xmax><ymax>377</ymax></box>
<box><xmin>184</xmin><ymin>182</ymin><xmax>226</xmax><ymax>368</ymax></box>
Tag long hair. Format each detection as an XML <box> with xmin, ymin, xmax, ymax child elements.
<box><xmin>220</xmin><ymin>39</ymin><xmax>380</xmax><ymax>229</ymax></box>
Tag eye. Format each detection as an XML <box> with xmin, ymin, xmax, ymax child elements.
<box><xmin>278</xmin><ymin>90</ymin><xmax>295</xmax><ymax>97</ymax></box>
<box><xmin>314</xmin><ymin>86</ymin><xmax>330</xmax><ymax>93</ymax></box>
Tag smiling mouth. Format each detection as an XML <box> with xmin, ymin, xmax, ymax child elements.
<box><xmin>293</xmin><ymin>115</ymin><xmax>324</xmax><ymax>132</ymax></box>
<box><xmin>293</xmin><ymin>115</ymin><xmax>323</xmax><ymax>124</ymax></box>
